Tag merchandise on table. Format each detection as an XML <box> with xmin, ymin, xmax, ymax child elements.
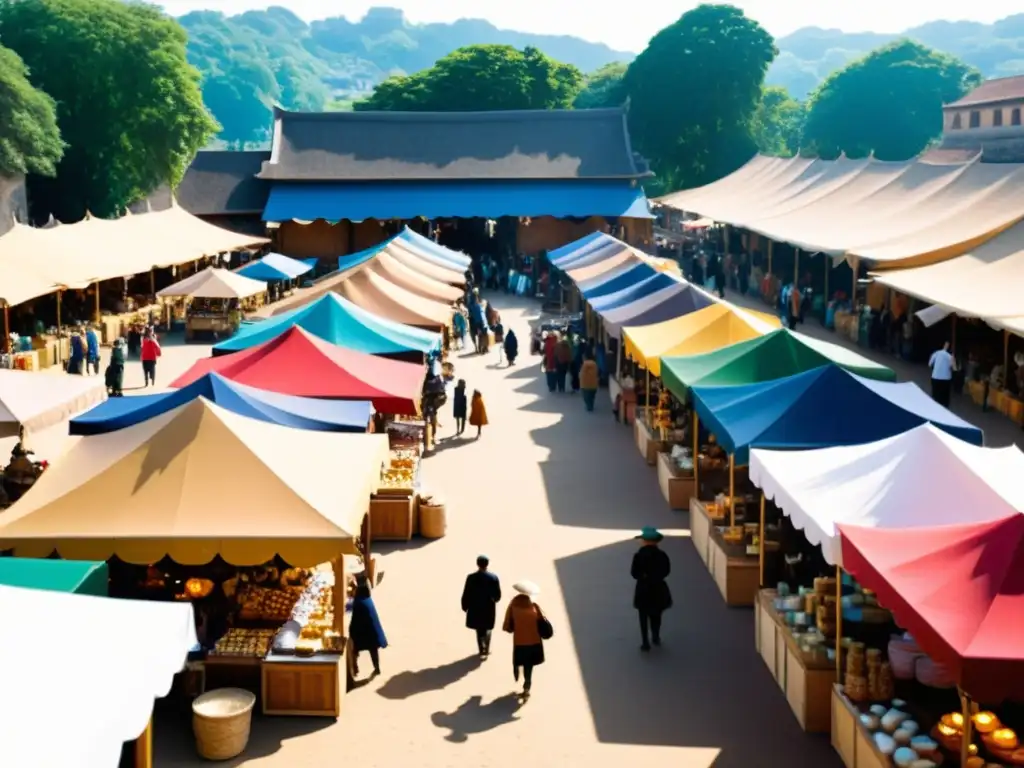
<box><xmin>210</xmin><ymin>628</ymin><xmax>275</xmax><ymax>659</ymax></box>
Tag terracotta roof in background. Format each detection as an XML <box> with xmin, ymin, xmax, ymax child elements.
<box><xmin>259</xmin><ymin>107</ymin><xmax>651</xmax><ymax>182</ymax></box>
<box><xmin>176</xmin><ymin>150</ymin><xmax>270</xmax><ymax>215</ymax></box>
<box><xmin>946</xmin><ymin>75</ymin><xmax>1024</xmax><ymax>108</ymax></box>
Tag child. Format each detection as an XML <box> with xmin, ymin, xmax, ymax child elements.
<box><xmin>453</xmin><ymin>379</ymin><xmax>468</xmax><ymax>436</ymax></box>
<box><xmin>469</xmin><ymin>389</ymin><xmax>488</xmax><ymax>439</ymax></box>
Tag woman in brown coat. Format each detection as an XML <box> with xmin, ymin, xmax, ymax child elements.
<box><xmin>502</xmin><ymin>581</ymin><xmax>549</xmax><ymax>697</ymax></box>
<box><xmin>469</xmin><ymin>390</ymin><xmax>488</xmax><ymax>439</ymax></box>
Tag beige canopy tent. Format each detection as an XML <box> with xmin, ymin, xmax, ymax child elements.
<box><xmin>0</xmin><ymin>398</ymin><xmax>390</xmax><ymax>565</ymax></box>
<box><xmin>157</xmin><ymin>266</ymin><xmax>267</xmax><ymax>300</ymax></box>
<box><xmin>0</xmin><ymin>369</ymin><xmax>107</xmax><ymax>437</ymax></box>
<box><xmin>872</xmin><ymin>219</ymin><xmax>1024</xmax><ymax>336</ymax></box>
<box><xmin>387</xmin><ymin>239</ymin><xmax>466</xmax><ymax>286</ymax></box>
<box><xmin>363</xmin><ymin>245</ymin><xmax>463</xmax><ymax>303</ymax></box>
<box><xmin>658</xmin><ymin>154</ymin><xmax>1024</xmax><ymax>269</ymax></box>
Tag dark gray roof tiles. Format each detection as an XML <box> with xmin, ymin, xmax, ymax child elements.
<box><xmin>259</xmin><ymin>107</ymin><xmax>652</xmax><ymax>182</ymax></box>
<box><xmin>176</xmin><ymin>150</ymin><xmax>271</xmax><ymax>215</ymax></box>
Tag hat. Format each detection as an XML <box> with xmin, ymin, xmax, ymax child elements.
<box><xmin>636</xmin><ymin>527</ymin><xmax>664</xmax><ymax>543</ymax></box>
<box><xmin>513</xmin><ymin>580</ymin><xmax>540</xmax><ymax>597</ymax></box>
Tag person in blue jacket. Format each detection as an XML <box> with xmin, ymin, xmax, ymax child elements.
<box><xmin>85</xmin><ymin>325</ymin><xmax>101</xmax><ymax>375</ymax></box>
<box><xmin>349</xmin><ymin>575</ymin><xmax>388</xmax><ymax>676</ymax></box>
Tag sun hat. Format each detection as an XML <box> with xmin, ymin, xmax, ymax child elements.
<box><xmin>513</xmin><ymin>580</ymin><xmax>540</xmax><ymax>596</ymax></box>
<box><xmin>636</xmin><ymin>527</ymin><xmax>664</xmax><ymax>542</ymax></box>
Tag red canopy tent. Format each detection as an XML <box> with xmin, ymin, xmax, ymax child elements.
<box><xmin>838</xmin><ymin>515</ymin><xmax>1024</xmax><ymax>703</ymax></box>
<box><xmin>170</xmin><ymin>327</ymin><xmax>424</xmax><ymax>416</ymax></box>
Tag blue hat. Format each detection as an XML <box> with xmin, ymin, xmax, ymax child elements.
<box><xmin>636</xmin><ymin>527</ymin><xmax>664</xmax><ymax>542</ymax></box>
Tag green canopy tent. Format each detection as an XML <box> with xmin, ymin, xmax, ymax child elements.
<box><xmin>0</xmin><ymin>558</ymin><xmax>108</xmax><ymax>596</ymax></box>
<box><xmin>661</xmin><ymin>328</ymin><xmax>896</xmax><ymax>403</ymax></box>
<box><xmin>660</xmin><ymin>329</ymin><xmax>895</xmax><ymax>496</ymax></box>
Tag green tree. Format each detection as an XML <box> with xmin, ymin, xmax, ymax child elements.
<box><xmin>573</xmin><ymin>62</ymin><xmax>627</xmax><ymax>109</ymax></box>
<box><xmin>0</xmin><ymin>44</ymin><xmax>63</xmax><ymax>177</ymax></box>
<box><xmin>801</xmin><ymin>40</ymin><xmax>981</xmax><ymax>160</ymax></box>
<box><xmin>621</xmin><ymin>4</ymin><xmax>777</xmax><ymax>190</ymax></box>
<box><xmin>354</xmin><ymin>44</ymin><xmax>583</xmax><ymax>111</ymax></box>
<box><xmin>751</xmin><ymin>86</ymin><xmax>806</xmax><ymax>157</ymax></box>
<box><xmin>0</xmin><ymin>0</ymin><xmax>219</xmax><ymax>219</ymax></box>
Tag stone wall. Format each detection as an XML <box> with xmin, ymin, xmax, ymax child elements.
<box><xmin>0</xmin><ymin>174</ymin><xmax>28</xmax><ymax>235</ymax></box>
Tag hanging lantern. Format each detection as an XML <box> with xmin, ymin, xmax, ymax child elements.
<box><xmin>184</xmin><ymin>578</ymin><xmax>215</xmax><ymax>599</ymax></box>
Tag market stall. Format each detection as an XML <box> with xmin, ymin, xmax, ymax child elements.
<box><xmin>395</xmin><ymin>226</ymin><xmax>473</xmax><ymax>270</ymax></box>
<box><xmin>600</xmin><ymin>279</ymin><xmax>715</xmax><ymax>339</ymax></box>
<box><xmin>0</xmin><ymin>557</ymin><xmax>108</xmax><ymax>596</ymax></box>
<box><xmin>0</xmin><ymin>368</ymin><xmax>106</xmax><ymax>437</ymax></box>
<box><xmin>157</xmin><ymin>266</ymin><xmax>267</xmax><ymax>342</ymax></box>
<box><xmin>2</xmin><ymin>583</ymin><xmax>195</xmax><ymax>768</ymax></box>
<box><xmin>215</xmin><ymin>293</ymin><xmax>441</xmax><ymax>358</ymax></box>
<box><xmin>173</xmin><ymin>326</ymin><xmax>424</xmax><ymax>416</ymax></box>
<box><xmin>70</xmin><ymin>372</ymin><xmax>373</xmax><ymax>435</ymax></box>
<box><xmin>236</xmin><ymin>253</ymin><xmax>316</xmax><ymax>283</ymax></box>
<box><xmin>0</xmin><ymin>398</ymin><xmax>389</xmax><ymax>722</ymax></box>
<box><xmin>837</xmin><ymin>515</ymin><xmax>1024</xmax><ymax>768</ymax></box>
<box><xmin>686</xmin><ymin>366</ymin><xmax>979</xmax><ymax>608</ymax></box>
<box><xmin>748</xmin><ymin>424</ymin><xmax>1019</xmax><ymax>748</ymax></box>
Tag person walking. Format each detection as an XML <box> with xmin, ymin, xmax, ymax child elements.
<box><xmin>67</xmin><ymin>330</ymin><xmax>84</xmax><ymax>375</ymax></box>
<box><xmin>105</xmin><ymin>338</ymin><xmax>126</xmax><ymax>397</ymax></box>
<box><xmin>579</xmin><ymin>353</ymin><xmax>599</xmax><ymax>412</ymax></box>
<box><xmin>503</xmin><ymin>328</ymin><xmax>519</xmax><ymax>366</ymax></box>
<box><xmin>349</xmin><ymin>575</ymin><xmax>388</xmax><ymax>677</ymax></box>
<box><xmin>461</xmin><ymin>555</ymin><xmax>502</xmax><ymax>657</ymax></box>
<box><xmin>452</xmin><ymin>307</ymin><xmax>467</xmax><ymax>351</ymax></box>
<box><xmin>140</xmin><ymin>328</ymin><xmax>161</xmax><ymax>387</ymax></box>
<box><xmin>554</xmin><ymin>334</ymin><xmax>572</xmax><ymax>393</ymax></box>
<box><xmin>570</xmin><ymin>335</ymin><xmax>583</xmax><ymax>393</ymax></box>
<box><xmin>543</xmin><ymin>332</ymin><xmax>558</xmax><ymax>392</ymax></box>
<box><xmin>502</xmin><ymin>581</ymin><xmax>552</xmax><ymax>698</ymax></box>
<box><xmin>469</xmin><ymin>389</ymin><xmax>488</xmax><ymax>438</ymax></box>
<box><xmin>928</xmin><ymin>341</ymin><xmax>955</xmax><ymax>407</ymax></box>
<box><xmin>452</xmin><ymin>379</ymin><xmax>468</xmax><ymax>436</ymax></box>
<box><xmin>85</xmin><ymin>325</ymin><xmax>101</xmax><ymax>376</ymax></box>
<box><xmin>787</xmin><ymin>284</ymin><xmax>802</xmax><ymax>331</ymax></box>
<box><xmin>631</xmin><ymin>527</ymin><xmax>672</xmax><ymax>652</ymax></box>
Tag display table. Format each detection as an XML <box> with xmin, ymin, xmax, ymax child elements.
<box><xmin>755</xmin><ymin>590</ymin><xmax>836</xmax><ymax>734</ymax></box>
<box><xmin>689</xmin><ymin>498</ymin><xmax>714</xmax><ymax>566</ymax></box>
<box><xmin>657</xmin><ymin>452</ymin><xmax>694</xmax><ymax>510</ymax></box>
<box><xmin>369</xmin><ymin>494</ymin><xmax>414</xmax><ymax>541</ymax></box>
<box><xmin>830</xmin><ymin>684</ymin><xmax>888</xmax><ymax>768</ymax></box>
<box><xmin>634</xmin><ymin>416</ymin><xmax>670</xmax><ymax>466</ymax></box>
<box><xmin>261</xmin><ymin>653</ymin><xmax>345</xmax><ymax>717</ymax></box>
<box><xmin>708</xmin><ymin>526</ymin><xmax>759</xmax><ymax>607</ymax></box>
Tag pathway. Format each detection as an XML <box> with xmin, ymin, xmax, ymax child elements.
<box><xmin>152</xmin><ymin>293</ymin><xmax>838</xmax><ymax>767</ymax></box>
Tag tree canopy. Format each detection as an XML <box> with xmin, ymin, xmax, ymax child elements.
<box><xmin>573</xmin><ymin>62</ymin><xmax>627</xmax><ymax>109</ymax></box>
<box><xmin>355</xmin><ymin>44</ymin><xmax>583</xmax><ymax>111</ymax></box>
<box><xmin>0</xmin><ymin>0</ymin><xmax>219</xmax><ymax>219</ymax></box>
<box><xmin>0</xmin><ymin>43</ymin><xmax>63</xmax><ymax>178</ymax></box>
<box><xmin>621</xmin><ymin>4</ymin><xmax>777</xmax><ymax>191</ymax></box>
<box><xmin>801</xmin><ymin>39</ymin><xmax>981</xmax><ymax>160</ymax></box>
<box><xmin>751</xmin><ymin>86</ymin><xmax>806</xmax><ymax>157</ymax></box>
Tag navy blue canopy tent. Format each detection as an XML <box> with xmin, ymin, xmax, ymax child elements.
<box><xmin>690</xmin><ymin>364</ymin><xmax>983</xmax><ymax>464</ymax></box>
<box><xmin>70</xmin><ymin>373</ymin><xmax>373</xmax><ymax>435</ymax></box>
<box><xmin>589</xmin><ymin>272</ymin><xmax>679</xmax><ymax>313</ymax></box>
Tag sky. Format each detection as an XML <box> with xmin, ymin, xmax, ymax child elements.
<box><xmin>158</xmin><ymin>1</ymin><xmax>1021</xmax><ymax>52</ymax></box>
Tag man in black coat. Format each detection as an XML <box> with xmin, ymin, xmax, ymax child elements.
<box><xmin>631</xmin><ymin>527</ymin><xmax>672</xmax><ymax>652</ymax></box>
<box><xmin>461</xmin><ymin>555</ymin><xmax>502</xmax><ymax>657</ymax></box>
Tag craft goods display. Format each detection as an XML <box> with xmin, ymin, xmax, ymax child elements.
<box><xmin>931</xmin><ymin>710</ymin><xmax>1023</xmax><ymax>766</ymax></box>
<box><xmin>210</xmin><ymin>628</ymin><xmax>276</xmax><ymax>659</ymax></box>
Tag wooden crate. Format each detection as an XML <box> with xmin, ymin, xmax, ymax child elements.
<box><xmin>370</xmin><ymin>496</ymin><xmax>414</xmax><ymax>541</ymax></box>
<box><xmin>657</xmin><ymin>453</ymin><xmax>694</xmax><ymax>510</ymax></box>
<box><xmin>261</xmin><ymin>655</ymin><xmax>343</xmax><ymax>717</ymax></box>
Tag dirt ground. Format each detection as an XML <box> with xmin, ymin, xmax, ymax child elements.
<box><xmin>86</xmin><ymin>293</ymin><xmax>833</xmax><ymax>768</ymax></box>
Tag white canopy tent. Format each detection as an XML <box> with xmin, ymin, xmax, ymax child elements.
<box><xmin>0</xmin><ymin>369</ymin><xmax>107</xmax><ymax>438</ymax></box>
<box><xmin>157</xmin><ymin>266</ymin><xmax>267</xmax><ymax>300</ymax></box>
<box><xmin>1</xmin><ymin>584</ymin><xmax>195</xmax><ymax>767</ymax></box>
<box><xmin>749</xmin><ymin>424</ymin><xmax>1024</xmax><ymax>566</ymax></box>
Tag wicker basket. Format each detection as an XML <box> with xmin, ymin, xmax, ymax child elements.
<box><xmin>419</xmin><ymin>502</ymin><xmax>447</xmax><ymax>539</ymax></box>
<box><xmin>192</xmin><ymin>687</ymin><xmax>256</xmax><ymax>761</ymax></box>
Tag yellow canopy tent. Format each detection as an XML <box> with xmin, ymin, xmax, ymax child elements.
<box><xmin>623</xmin><ymin>303</ymin><xmax>781</xmax><ymax>377</ymax></box>
<box><xmin>0</xmin><ymin>398</ymin><xmax>389</xmax><ymax>566</ymax></box>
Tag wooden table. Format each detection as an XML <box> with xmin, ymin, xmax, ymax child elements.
<box><xmin>634</xmin><ymin>417</ymin><xmax>670</xmax><ymax>466</ymax></box>
<box><xmin>755</xmin><ymin>589</ymin><xmax>836</xmax><ymax>733</ymax></box>
<box><xmin>261</xmin><ymin>653</ymin><xmax>345</xmax><ymax>717</ymax></box>
<box><xmin>656</xmin><ymin>452</ymin><xmax>694</xmax><ymax>510</ymax></box>
<box><xmin>689</xmin><ymin>499</ymin><xmax>759</xmax><ymax>606</ymax></box>
<box><xmin>830</xmin><ymin>684</ymin><xmax>889</xmax><ymax>768</ymax></box>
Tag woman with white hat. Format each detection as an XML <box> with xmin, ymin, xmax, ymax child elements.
<box><xmin>502</xmin><ymin>580</ymin><xmax>552</xmax><ymax>698</ymax></box>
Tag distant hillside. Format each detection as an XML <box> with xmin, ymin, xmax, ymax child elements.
<box><xmin>769</xmin><ymin>14</ymin><xmax>1024</xmax><ymax>98</ymax></box>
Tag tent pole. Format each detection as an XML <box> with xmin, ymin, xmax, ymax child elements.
<box><xmin>645</xmin><ymin>368</ymin><xmax>651</xmax><ymax>421</ymax></box>
<box><xmin>56</xmin><ymin>290</ymin><xmax>62</xmax><ymax>365</ymax></box>
<box><xmin>794</xmin><ymin>248</ymin><xmax>800</xmax><ymax>285</ymax></box>
<box><xmin>133</xmin><ymin>717</ymin><xmax>153</xmax><ymax>768</ymax></box>
<box><xmin>952</xmin><ymin>315</ymin><xmax>958</xmax><ymax>356</ymax></box>
<box><xmin>959</xmin><ymin>690</ymin><xmax>974</xmax><ymax>768</ymax></box>
<box><xmin>692</xmin><ymin>412</ymin><xmax>700</xmax><ymax>493</ymax></box>
<box><xmin>93</xmin><ymin>281</ymin><xmax>101</xmax><ymax>323</ymax></box>
<box><xmin>1004</xmin><ymin>330</ymin><xmax>1010</xmax><ymax>375</ymax></box>
<box><xmin>767</xmin><ymin>240</ymin><xmax>773</xmax><ymax>277</ymax></box>
<box><xmin>728</xmin><ymin>454</ymin><xmax>736</xmax><ymax>528</ymax></box>
<box><xmin>758</xmin><ymin>493</ymin><xmax>766</xmax><ymax>587</ymax></box>
<box><xmin>150</xmin><ymin>269</ymin><xmax>156</xmax><ymax>301</ymax></box>
<box><xmin>851</xmin><ymin>257</ymin><xmax>859</xmax><ymax>307</ymax></box>
<box><xmin>2</xmin><ymin>304</ymin><xmax>8</xmax><ymax>353</ymax></box>
<box><xmin>824</xmin><ymin>258</ymin><xmax>830</xmax><ymax>305</ymax></box>
<box><xmin>835</xmin><ymin>565</ymin><xmax>843</xmax><ymax>681</ymax></box>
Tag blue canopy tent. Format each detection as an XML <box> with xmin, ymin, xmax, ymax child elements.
<box><xmin>70</xmin><ymin>373</ymin><xmax>374</xmax><ymax>435</ymax></box>
<box><xmin>396</xmin><ymin>227</ymin><xmax>471</xmax><ymax>269</ymax></box>
<box><xmin>690</xmin><ymin>364</ymin><xmax>983</xmax><ymax>464</ymax></box>
<box><xmin>580</xmin><ymin>263</ymin><xmax>657</xmax><ymax>301</ymax></box>
<box><xmin>549</xmin><ymin>232</ymin><xmax>615</xmax><ymax>267</ymax></box>
<box><xmin>237</xmin><ymin>253</ymin><xmax>317</xmax><ymax>282</ymax></box>
<box><xmin>601</xmin><ymin>282</ymin><xmax>717</xmax><ymax>337</ymax></box>
<box><xmin>212</xmin><ymin>293</ymin><xmax>441</xmax><ymax>357</ymax></box>
<box><xmin>589</xmin><ymin>272</ymin><xmax>679</xmax><ymax>313</ymax></box>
